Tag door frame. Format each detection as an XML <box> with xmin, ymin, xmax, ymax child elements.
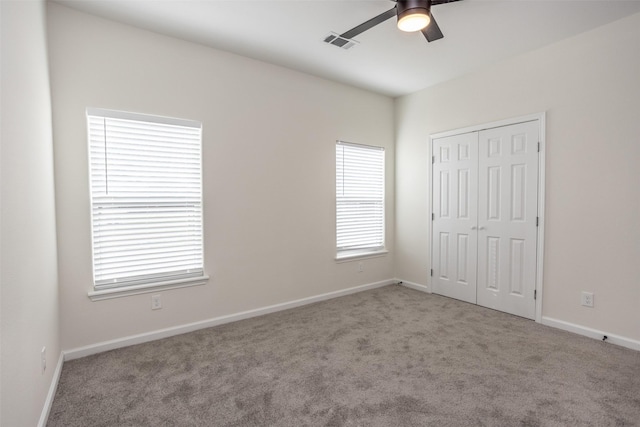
<box><xmin>428</xmin><ymin>112</ymin><xmax>546</xmax><ymax>323</ymax></box>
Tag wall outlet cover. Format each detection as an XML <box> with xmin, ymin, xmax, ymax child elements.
<box><xmin>581</xmin><ymin>291</ymin><xmax>594</xmax><ymax>308</ymax></box>
<box><xmin>41</xmin><ymin>347</ymin><xmax>47</xmax><ymax>374</ymax></box>
<box><xmin>151</xmin><ymin>294</ymin><xmax>162</xmax><ymax>310</ymax></box>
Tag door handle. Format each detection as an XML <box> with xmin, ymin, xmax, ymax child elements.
<box><xmin>478</xmin><ymin>226</ymin><xmax>486</xmax><ymax>230</ymax></box>
<box><xmin>471</xmin><ymin>226</ymin><xmax>477</xmax><ymax>230</ymax></box>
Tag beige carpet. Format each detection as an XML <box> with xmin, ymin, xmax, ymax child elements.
<box><xmin>48</xmin><ymin>285</ymin><xmax>640</xmax><ymax>426</ymax></box>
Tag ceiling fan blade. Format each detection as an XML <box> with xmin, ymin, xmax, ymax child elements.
<box><xmin>341</xmin><ymin>7</ymin><xmax>397</xmax><ymax>40</ymax></box>
<box><xmin>421</xmin><ymin>13</ymin><xmax>444</xmax><ymax>42</ymax></box>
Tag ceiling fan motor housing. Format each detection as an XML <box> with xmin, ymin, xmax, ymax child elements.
<box><xmin>397</xmin><ymin>0</ymin><xmax>431</xmax><ymax>21</ymax></box>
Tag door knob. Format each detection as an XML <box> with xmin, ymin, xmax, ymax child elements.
<box><xmin>478</xmin><ymin>226</ymin><xmax>486</xmax><ymax>230</ymax></box>
<box><xmin>471</xmin><ymin>226</ymin><xmax>477</xmax><ymax>230</ymax></box>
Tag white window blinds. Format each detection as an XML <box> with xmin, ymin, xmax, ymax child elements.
<box><xmin>87</xmin><ymin>108</ymin><xmax>204</xmax><ymax>290</ymax></box>
<box><xmin>336</xmin><ymin>141</ymin><xmax>385</xmax><ymax>252</ymax></box>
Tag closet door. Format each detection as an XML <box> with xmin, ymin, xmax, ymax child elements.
<box><xmin>432</xmin><ymin>132</ymin><xmax>478</xmax><ymax>304</ymax></box>
<box><xmin>476</xmin><ymin>121</ymin><xmax>539</xmax><ymax>319</ymax></box>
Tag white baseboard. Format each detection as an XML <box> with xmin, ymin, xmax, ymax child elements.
<box><xmin>542</xmin><ymin>316</ymin><xmax>640</xmax><ymax>352</ymax></box>
<box><xmin>38</xmin><ymin>351</ymin><xmax>64</xmax><ymax>427</ymax></box>
<box><xmin>64</xmin><ymin>279</ymin><xmax>395</xmax><ymax>361</ymax></box>
<box><xmin>397</xmin><ymin>279</ymin><xmax>430</xmax><ymax>293</ymax></box>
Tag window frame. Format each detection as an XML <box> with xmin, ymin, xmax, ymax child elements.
<box><xmin>86</xmin><ymin>108</ymin><xmax>208</xmax><ymax>301</ymax></box>
<box><xmin>335</xmin><ymin>140</ymin><xmax>387</xmax><ymax>261</ymax></box>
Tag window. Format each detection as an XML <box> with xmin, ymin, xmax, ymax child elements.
<box><xmin>336</xmin><ymin>141</ymin><xmax>385</xmax><ymax>257</ymax></box>
<box><xmin>87</xmin><ymin>108</ymin><xmax>206</xmax><ymax>296</ymax></box>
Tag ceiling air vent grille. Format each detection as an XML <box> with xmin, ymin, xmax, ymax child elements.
<box><xmin>324</xmin><ymin>33</ymin><xmax>358</xmax><ymax>50</ymax></box>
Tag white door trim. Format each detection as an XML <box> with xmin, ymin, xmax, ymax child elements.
<box><xmin>428</xmin><ymin>112</ymin><xmax>546</xmax><ymax>323</ymax></box>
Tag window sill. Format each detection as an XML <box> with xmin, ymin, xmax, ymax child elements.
<box><xmin>88</xmin><ymin>275</ymin><xmax>210</xmax><ymax>301</ymax></box>
<box><xmin>335</xmin><ymin>249</ymin><xmax>388</xmax><ymax>263</ymax></box>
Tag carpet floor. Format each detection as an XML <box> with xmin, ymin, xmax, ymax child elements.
<box><xmin>48</xmin><ymin>285</ymin><xmax>640</xmax><ymax>426</ymax></box>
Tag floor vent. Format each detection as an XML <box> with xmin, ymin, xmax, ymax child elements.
<box><xmin>324</xmin><ymin>33</ymin><xmax>358</xmax><ymax>50</ymax></box>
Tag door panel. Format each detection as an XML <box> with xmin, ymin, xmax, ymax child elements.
<box><xmin>476</xmin><ymin>121</ymin><xmax>539</xmax><ymax>319</ymax></box>
<box><xmin>432</xmin><ymin>132</ymin><xmax>478</xmax><ymax>304</ymax></box>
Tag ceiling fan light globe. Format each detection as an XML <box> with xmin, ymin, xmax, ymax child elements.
<box><xmin>397</xmin><ymin>13</ymin><xmax>430</xmax><ymax>32</ymax></box>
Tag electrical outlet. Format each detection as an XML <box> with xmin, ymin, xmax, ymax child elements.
<box><xmin>358</xmin><ymin>262</ymin><xmax>363</xmax><ymax>273</ymax></box>
<box><xmin>151</xmin><ymin>294</ymin><xmax>162</xmax><ymax>310</ymax></box>
<box><xmin>581</xmin><ymin>292</ymin><xmax>594</xmax><ymax>308</ymax></box>
<box><xmin>41</xmin><ymin>347</ymin><xmax>46</xmax><ymax>374</ymax></box>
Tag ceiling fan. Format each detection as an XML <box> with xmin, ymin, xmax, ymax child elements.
<box><xmin>324</xmin><ymin>0</ymin><xmax>462</xmax><ymax>49</ymax></box>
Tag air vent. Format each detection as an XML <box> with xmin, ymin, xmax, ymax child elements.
<box><xmin>323</xmin><ymin>32</ymin><xmax>358</xmax><ymax>50</ymax></box>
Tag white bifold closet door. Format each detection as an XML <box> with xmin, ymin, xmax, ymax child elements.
<box><xmin>432</xmin><ymin>120</ymin><xmax>539</xmax><ymax>319</ymax></box>
<box><xmin>432</xmin><ymin>132</ymin><xmax>479</xmax><ymax>304</ymax></box>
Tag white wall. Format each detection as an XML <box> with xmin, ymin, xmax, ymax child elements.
<box><xmin>1</xmin><ymin>1</ymin><xmax>60</xmax><ymax>425</ymax></box>
<box><xmin>47</xmin><ymin>4</ymin><xmax>395</xmax><ymax>351</ymax></box>
<box><xmin>395</xmin><ymin>13</ymin><xmax>640</xmax><ymax>341</ymax></box>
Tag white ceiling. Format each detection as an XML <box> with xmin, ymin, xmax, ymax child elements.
<box><xmin>54</xmin><ymin>0</ymin><xmax>640</xmax><ymax>97</ymax></box>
